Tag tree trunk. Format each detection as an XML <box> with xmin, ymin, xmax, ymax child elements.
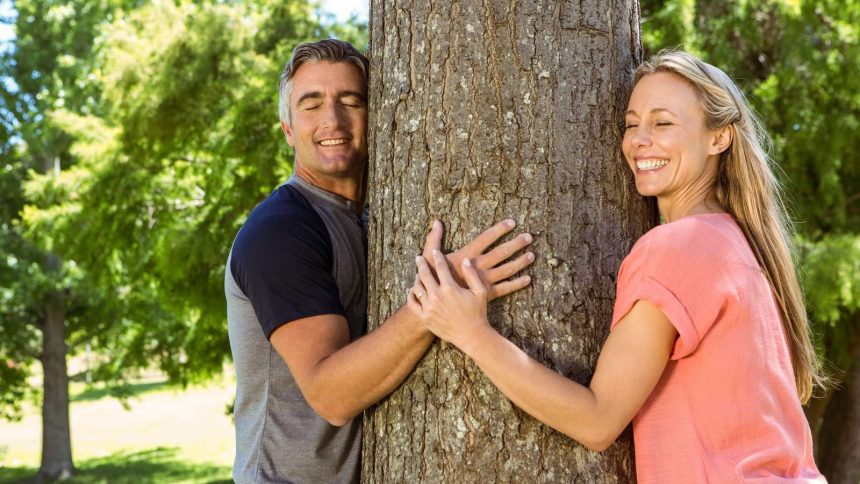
<box><xmin>816</xmin><ymin>324</ymin><xmax>860</xmax><ymax>484</ymax></box>
<box><xmin>363</xmin><ymin>1</ymin><xmax>653</xmax><ymax>481</ymax></box>
<box><xmin>37</xmin><ymin>253</ymin><xmax>74</xmax><ymax>482</ymax></box>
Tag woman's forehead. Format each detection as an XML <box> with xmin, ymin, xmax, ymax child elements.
<box><xmin>627</xmin><ymin>72</ymin><xmax>700</xmax><ymax>116</ymax></box>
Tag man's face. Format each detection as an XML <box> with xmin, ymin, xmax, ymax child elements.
<box><xmin>282</xmin><ymin>61</ymin><xmax>368</xmax><ymax>188</ymax></box>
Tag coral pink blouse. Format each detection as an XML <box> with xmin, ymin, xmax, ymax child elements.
<box><xmin>611</xmin><ymin>213</ymin><xmax>825</xmax><ymax>483</ymax></box>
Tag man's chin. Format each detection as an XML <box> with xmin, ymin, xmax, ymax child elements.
<box><xmin>324</xmin><ymin>156</ymin><xmax>367</xmax><ymax>172</ymax></box>
<box><xmin>319</xmin><ymin>163</ymin><xmax>366</xmax><ymax>180</ymax></box>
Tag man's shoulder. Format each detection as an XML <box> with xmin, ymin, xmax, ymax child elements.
<box><xmin>241</xmin><ymin>184</ymin><xmax>328</xmax><ymax>240</ymax></box>
<box><xmin>231</xmin><ymin>185</ymin><xmax>333</xmax><ymax>267</ymax></box>
<box><xmin>247</xmin><ymin>184</ymin><xmax>322</xmax><ymax>226</ymax></box>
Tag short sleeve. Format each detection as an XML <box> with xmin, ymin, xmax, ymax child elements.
<box><xmin>610</xmin><ymin>224</ymin><xmax>737</xmax><ymax>359</ymax></box>
<box><xmin>230</xmin><ymin>200</ymin><xmax>344</xmax><ymax>339</ymax></box>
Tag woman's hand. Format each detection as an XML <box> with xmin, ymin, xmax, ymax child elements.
<box><xmin>408</xmin><ymin>250</ymin><xmax>500</xmax><ymax>352</ymax></box>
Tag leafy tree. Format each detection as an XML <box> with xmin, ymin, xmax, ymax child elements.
<box><xmin>1</xmin><ymin>0</ymin><xmax>138</xmax><ymax>478</ymax></box>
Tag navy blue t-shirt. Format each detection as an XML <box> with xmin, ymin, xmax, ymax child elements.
<box><xmin>229</xmin><ymin>184</ymin><xmax>346</xmax><ymax>338</ymax></box>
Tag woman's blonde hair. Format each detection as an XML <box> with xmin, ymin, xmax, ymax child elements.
<box><xmin>634</xmin><ymin>50</ymin><xmax>824</xmax><ymax>403</ymax></box>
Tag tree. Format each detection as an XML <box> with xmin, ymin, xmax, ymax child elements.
<box><xmin>0</xmin><ymin>1</ymin><xmax>134</xmax><ymax>478</ymax></box>
<box><xmin>362</xmin><ymin>0</ymin><xmax>653</xmax><ymax>480</ymax></box>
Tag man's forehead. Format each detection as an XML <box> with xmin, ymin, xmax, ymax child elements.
<box><xmin>291</xmin><ymin>61</ymin><xmax>367</xmax><ymax>90</ymax></box>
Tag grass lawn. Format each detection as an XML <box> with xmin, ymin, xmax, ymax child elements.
<box><xmin>0</xmin><ymin>374</ymin><xmax>235</xmax><ymax>483</ymax></box>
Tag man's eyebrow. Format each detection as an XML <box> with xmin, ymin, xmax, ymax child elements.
<box><xmin>625</xmin><ymin>108</ymin><xmax>677</xmax><ymax>116</ymax></box>
<box><xmin>339</xmin><ymin>90</ymin><xmax>367</xmax><ymax>102</ymax></box>
<box><xmin>296</xmin><ymin>91</ymin><xmax>324</xmax><ymax>105</ymax></box>
<box><xmin>295</xmin><ymin>90</ymin><xmax>367</xmax><ymax>105</ymax></box>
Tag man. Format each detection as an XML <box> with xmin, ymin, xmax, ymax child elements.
<box><xmin>226</xmin><ymin>39</ymin><xmax>533</xmax><ymax>483</ymax></box>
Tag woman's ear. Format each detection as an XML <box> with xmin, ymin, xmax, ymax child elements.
<box><xmin>709</xmin><ymin>125</ymin><xmax>733</xmax><ymax>155</ymax></box>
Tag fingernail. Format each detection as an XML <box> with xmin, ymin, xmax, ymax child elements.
<box><xmin>523</xmin><ymin>233</ymin><xmax>532</xmax><ymax>243</ymax></box>
<box><xmin>432</xmin><ymin>249</ymin><xmax>441</xmax><ymax>256</ymax></box>
<box><xmin>527</xmin><ymin>252</ymin><xmax>535</xmax><ymax>261</ymax></box>
<box><xmin>505</xmin><ymin>219</ymin><xmax>516</xmax><ymax>228</ymax></box>
<box><xmin>434</xmin><ymin>220</ymin><xmax>441</xmax><ymax>229</ymax></box>
<box><xmin>415</xmin><ymin>256</ymin><xmax>423</xmax><ymax>264</ymax></box>
<box><xmin>524</xmin><ymin>276</ymin><xmax>532</xmax><ymax>284</ymax></box>
<box><xmin>463</xmin><ymin>258</ymin><xmax>472</xmax><ymax>267</ymax></box>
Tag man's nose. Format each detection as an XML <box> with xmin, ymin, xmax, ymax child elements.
<box><xmin>320</xmin><ymin>103</ymin><xmax>346</xmax><ymax>130</ymax></box>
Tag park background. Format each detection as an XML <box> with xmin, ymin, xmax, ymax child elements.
<box><xmin>0</xmin><ymin>0</ymin><xmax>858</xmax><ymax>482</ymax></box>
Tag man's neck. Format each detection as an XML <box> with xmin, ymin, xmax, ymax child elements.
<box><xmin>295</xmin><ymin>169</ymin><xmax>364</xmax><ymax>209</ymax></box>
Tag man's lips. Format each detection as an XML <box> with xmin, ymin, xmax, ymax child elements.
<box><xmin>318</xmin><ymin>138</ymin><xmax>349</xmax><ymax>146</ymax></box>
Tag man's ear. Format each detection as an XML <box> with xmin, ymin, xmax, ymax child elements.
<box><xmin>709</xmin><ymin>125</ymin><xmax>733</xmax><ymax>156</ymax></box>
<box><xmin>281</xmin><ymin>121</ymin><xmax>295</xmax><ymax>147</ymax></box>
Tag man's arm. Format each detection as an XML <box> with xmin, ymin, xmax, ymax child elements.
<box><xmin>271</xmin><ymin>307</ymin><xmax>429</xmax><ymax>426</ymax></box>
<box><xmin>271</xmin><ymin>219</ymin><xmax>533</xmax><ymax>426</ymax></box>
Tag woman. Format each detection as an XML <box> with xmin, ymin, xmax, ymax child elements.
<box><xmin>409</xmin><ymin>51</ymin><xmax>826</xmax><ymax>482</ymax></box>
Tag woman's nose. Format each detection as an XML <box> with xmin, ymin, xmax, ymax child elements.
<box><xmin>629</xmin><ymin>126</ymin><xmax>652</xmax><ymax>147</ymax></box>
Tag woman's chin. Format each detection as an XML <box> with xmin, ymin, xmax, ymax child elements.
<box><xmin>634</xmin><ymin>183</ymin><xmax>663</xmax><ymax>198</ymax></box>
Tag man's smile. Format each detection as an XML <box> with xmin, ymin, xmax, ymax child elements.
<box><xmin>318</xmin><ymin>138</ymin><xmax>350</xmax><ymax>146</ymax></box>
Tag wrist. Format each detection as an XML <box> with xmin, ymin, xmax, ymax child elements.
<box><xmin>400</xmin><ymin>304</ymin><xmax>434</xmax><ymax>339</ymax></box>
<box><xmin>454</xmin><ymin>321</ymin><xmax>496</xmax><ymax>358</ymax></box>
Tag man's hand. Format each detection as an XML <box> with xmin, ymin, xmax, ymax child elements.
<box><xmin>420</xmin><ymin>219</ymin><xmax>533</xmax><ymax>301</ymax></box>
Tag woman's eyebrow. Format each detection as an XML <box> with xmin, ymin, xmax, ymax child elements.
<box><xmin>625</xmin><ymin>108</ymin><xmax>677</xmax><ymax>116</ymax></box>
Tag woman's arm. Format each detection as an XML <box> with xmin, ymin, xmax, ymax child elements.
<box><xmin>412</xmin><ymin>251</ymin><xmax>677</xmax><ymax>451</ymax></box>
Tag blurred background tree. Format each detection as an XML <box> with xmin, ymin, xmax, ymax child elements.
<box><xmin>1</xmin><ymin>0</ymin><xmax>858</xmax><ymax>481</ymax></box>
<box><xmin>641</xmin><ymin>0</ymin><xmax>860</xmax><ymax>480</ymax></box>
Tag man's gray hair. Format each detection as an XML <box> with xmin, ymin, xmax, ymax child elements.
<box><xmin>278</xmin><ymin>39</ymin><xmax>370</xmax><ymax>124</ymax></box>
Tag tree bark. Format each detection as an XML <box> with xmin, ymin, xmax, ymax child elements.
<box><xmin>363</xmin><ymin>0</ymin><xmax>653</xmax><ymax>481</ymax></box>
<box><xmin>37</xmin><ymin>253</ymin><xmax>74</xmax><ymax>482</ymax></box>
<box><xmin>816</xmin><ymin>322</ymin><xmax>860</xmax><ymax>484</ymax></box>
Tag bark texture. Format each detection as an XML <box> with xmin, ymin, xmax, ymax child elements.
<box><xmin>37</xmin><ymin>253</ymin><xmax>74</xmax><ymax>482</ymax></box>
<box><xmin>363</xmin><ymin>0</ymin><xmax>654</xmax><ymax>481</ymax></box>
<box><xmin>362</xmin><ymin>0</ymin><xmax>656</xmax><ymax>482</ymax></box>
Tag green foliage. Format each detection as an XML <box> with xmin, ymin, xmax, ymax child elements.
<box><xmin>0</xmin><ymin>0</ymin><xmax>137</xmax><ymax>422</ymax></box>
<box><xmin>799</xmin><ymin>235</ymin><xmax>860</xmax><ymax>369</ymax></box>
<box><xmin>641</xmin><ymin>0</ymin><xmax>860</xmax><ymax>373</ymax></box>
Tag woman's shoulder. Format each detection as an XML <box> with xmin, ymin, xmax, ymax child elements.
<box><xmin>629</xmin><ymin>213</ymin><xmax>743</xmax><ymax>266</ymax></box>
<box><xmin>640</xmin><ymin>213</ymin><xmax>738</xmax><ymax>245</ymax></box>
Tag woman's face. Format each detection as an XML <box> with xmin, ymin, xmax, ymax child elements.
<box><xmin>621</xmin><ymin>72</ymin><xmax>723</xmax><ymax>201</ymax></box>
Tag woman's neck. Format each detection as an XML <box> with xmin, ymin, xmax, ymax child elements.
<box><xmin>658</xmin><ymin>192</ymin><xmax>725</xmax><ymax>223</ymax></box>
